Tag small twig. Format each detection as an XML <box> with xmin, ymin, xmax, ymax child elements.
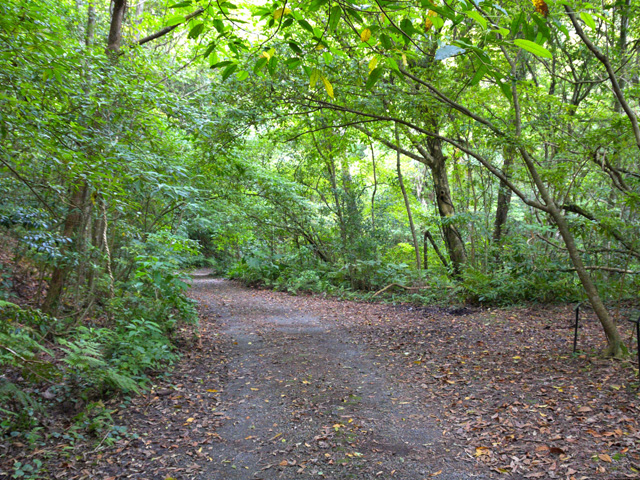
<box><xmin>372</xmin><ymin>283</ymin><xmax>431</xmax><ymax>297</ymax></box>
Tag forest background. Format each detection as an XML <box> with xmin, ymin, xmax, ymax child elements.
<box><xmin>1</xmin><ymin>0</ymin><xmax>639</xmax><ymax>477</ymax></box>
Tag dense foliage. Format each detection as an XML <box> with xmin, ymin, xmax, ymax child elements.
<box><xmin>1</xmin><ymin>0</ymin><xmax>639</xmax><ymax>475</ymax></box>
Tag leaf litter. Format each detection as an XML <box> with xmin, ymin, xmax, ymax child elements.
<box><xmin>75</xmin><ymin>275</ymin><xmax>638</xmax><ymax>479</ymax></box>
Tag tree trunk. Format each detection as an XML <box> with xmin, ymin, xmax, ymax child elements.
<box><xmin>520</xmin><ymin>149</ymin><xmax>623</xmax><ymax>357</ymax></box>
<box><xmin>395</xmin><ymin>124</ymin><xmax>421</xmax><ymax>271</ymax></box>
<box><xmin>493</xmin><ymin>146</ymin><xmax>514</xmax><ymax>243</ymax></box>
<box><xmin>107</xmin><ymin>0</ymin><xmax>127</xmax><ymax>53</ymax></box>
<box><xmin>429</xmin><ymin>140</ymin><xmax>467</xmax><ymax>276</ymax></box>
<box><xmin>86</xmin><ymin>1</ymin><xmax>96</xmax><ymax>47</ymax></box>
<box><xmin>42</xmin><ymin>184</ymin><xmax>87</xmax><ymax>314</ymax></box>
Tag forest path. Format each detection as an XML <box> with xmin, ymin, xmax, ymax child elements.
<box><xmin>82</xmin><ymin>274</ymin><xmax>492</xmax><ymax>480</ymax></box>
<box><xmin>184</xmin><ymin>275</ymin><xmax>482</xmax><ymax>480</ymax></box>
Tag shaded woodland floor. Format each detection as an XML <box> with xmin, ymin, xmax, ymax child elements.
<box><xmin>57</xmin><ymin>274</ymin><xmax>639</xmax><ymax>479</ymax></box>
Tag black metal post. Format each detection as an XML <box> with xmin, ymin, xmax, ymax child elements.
<box><xmin>573</xmin><ymin>303</ymin><xmax>581</xmax><ymax>354</ymax></box>
<box><xmin>627</xmin><ymin>314</ymin><xmax>640</xmax><ymax>379</ymax></box>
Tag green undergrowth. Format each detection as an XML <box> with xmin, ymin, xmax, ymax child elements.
<box><xmin>0</xmin><ymin>252</ymin><xmax>198</xmax><ymax>477</ymax></box>
<box><xmin>224</xmin><ymin>247</ymin><xmax>638</xmax><ymax>308</ymax></box>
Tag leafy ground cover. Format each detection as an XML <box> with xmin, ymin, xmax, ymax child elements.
<box><xmin>36</xmin><ymin>275</ymin><xmax>639</xmax><ymax>480</ymax></box>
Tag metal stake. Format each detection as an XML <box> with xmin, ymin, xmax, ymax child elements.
<box><xmin>573</xmin><ymin>303</ymin><xmax>582</xmax><ymax>354</ymax></box>
<box><xmin>628</xmin><ymin>314</ymin><xmax>640</xmax><ymax>379</ymax></box>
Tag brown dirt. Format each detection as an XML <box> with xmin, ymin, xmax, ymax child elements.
<box><xmin>65</xmin><ymin>274</ymin><xmax>640</xmax><ymax>479</ymax></box>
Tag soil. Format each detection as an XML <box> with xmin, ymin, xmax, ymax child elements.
<box><xmin>46</xmin><ymin>274</ymin><xmax>640</xmax><ymax>479</ymax></box>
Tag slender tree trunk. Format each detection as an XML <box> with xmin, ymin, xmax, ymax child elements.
<box><xmin>521</xmin><ymin>149</ymin><xmax>622</xmax><ymax>357</ymax></box>
<box><xmin>369</xmin><ymin>138</ymin><xmax>377</xmax><ymax>232</ymax></box>
<box><xmin>424</xmin><ymin>230</ymin><xmax>449</xmax><ymax>269</ymax></box>
<box><xmin>395</xmin><ymin>124</ymin><xmax>421</xmax><ymax>271</ymax></box>
<box><xmin>86</xmin><ymin>1</ymin><xmax>96</xmax><ymax>47</ymax></box>
<box><xmin>423</xmin><ymin>231</ymin><xmax>428</xmax><ymax>270</ymax></box>
<box><xmin>614</xmin><ymin>0</ymin><xmax>630</xmax><ymax>113</ymax></box>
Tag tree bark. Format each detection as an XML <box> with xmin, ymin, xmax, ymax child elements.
<box><xmin>85</xmin><ymin>1</ymin><xmax>96</xmax><ymax>47</ymax></box>
<box><xmin>428</xmin><ymin>140</ymin><xmax>467</xmax><ymax>276</ymax></box>
<box><xmin>42</xmin><ymin>184</ymin><xmax>87</xmax><ymax>314</ymax></box>
<box><xmin>107</xmin><ymin>0</ymin><xmax>127</xmax><ymax>53</ymax></box>
<box><xmin>395</xmin><ymin>124</ymin><xmax>421</xmax><ymax>271</ymax></box>
<box><xmin>493</xmin><ymin>145</ymin><xmax>514</xmax><ymax>243</ymax></box>
<box><xmin>521</xmin><ymin>149</ymin><xmax>623</xmax><ymax>357</ymax></box>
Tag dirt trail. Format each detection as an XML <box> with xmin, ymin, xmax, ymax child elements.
<box><xmin>185</xmin><ymin>276</ymin><xmax>483</xmax><ymax>479</ymax></box>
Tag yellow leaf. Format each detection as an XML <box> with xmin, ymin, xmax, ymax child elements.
<box><xmin>425</xmin><ymin>18</ymin><xmax>433</xmax><ymax>31</ymax></box>
<box><xmin>310</xmin><ymin>69</ymin><xmax>321</xmax><ymax>88</ymax></box>
<box><xmin>475</xmin><ymin>446</ymin><xmax>491</xmax><ymax>457</ymax></box>
<box><xmin>273</xmin><ymin>7</ymin><xmax>291</xmax><ymax>20</ymax></box>
<box><xmin>186</xmin><ymin>417</ymin><xmax>194</xmax><ymax>423</ymax></box>
<box><xmin>250</xmin><ymin>388</ymin><xmax>259</xmax><ymax>391</ymax></box>
<box><xmin>261</xmin><ymin>48</ymin><xmax>275</xmax><ymax>60</ymax></box>
<box><xmin>402</xmin><ymin>53</ymin><xmax>408</xmax><ymax>66</ymax></box>
<box><xmin>531</xmin><ymin>0</ymin><xmax>548</xmax><ymax>17</ymax></box>
<box><xmin>321</xmin><ymin>76</ymin><xmax>334</xmax><ymax>99</ymax></box>
<box><xmin>368</xmin><ymin>56</ymin><xmax>379</xmax><ymax>72</ymax></box>
<box><xmin>206</xmin><ymin>389</ymin><xmax>218</xmax><ymax>393</ymax></box>
<box><xmin>360</xmin><ymin>28</ymin><xmax>372</xmax><ymax>42</ymax></box>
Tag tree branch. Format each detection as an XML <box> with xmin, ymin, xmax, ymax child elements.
<box><xmin>137</xmin><ymin>7</ymin><xmax>204</xmax><ymax>47</ymax></box>
<box><xmin>564</xmin><ymin>5</ymin><xmax>640</xmax><ymax>150</ymax></box>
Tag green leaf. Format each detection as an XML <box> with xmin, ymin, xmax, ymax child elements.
<box><xmin>285</xmin><ymin>58</ymin><xmax>302</xmax><ymax>69</ymax></box>
<box><xmin>210</xmin><ymin>60</ymin><xmax>234</xmax><ymax>69</ymax></box>
<box><xmin>170</xmin><ymin>1</ymin><xmax>192</xmax><ymax>8</ymax></box>
<box><xmin>253</xmin><ymin>57</ymin><xmax>268</xmax><ymax>73</ymax></box>
<box><xmin>221</xmin><ymin>64</ymin><xmax>238</xmax><ymax>82</ymax></box>
<box><xmin>470</xmin><ymin>64</ymin><xmax>488</xmax><ymax>86</ymax></box>
<box><xmin>366</xmin><ymin>67</ymin><xmax>384</xmax><ymax>90</ymax></box>
<box><xmin>288</xmin><ymin>41</ymin><xmax>303</xmax><ymax>55</ymax></box>
<box><xmin>267</xmin><ymin>55</ymin><xmax>278</xmax><ymax>75</ymax></box>
<box><xmin>310</xmin><ymin>68</ymin><xmax>321</xmax><ymax>88</ymax></box>
<box><xmin>188</xmin><ymin>22</ymin><xmax>204</xmax><ymax>39</ymax></box>
<box><xmin>431</xmin><ymin>16</ymin><xmax>444</xmax><ymax>30</ymax></box>
<box><xmin>380</xmin><ymin>33</ymin><xmax>393</xmax><ymax>50</ymax></box>
<box><xmin>514</xmin><ymin>39</ymin><xmax>552</xmax><ymax>58</ymax></box>
<box><xmin>328</xmin><ymin>5</ymin><xmax>341</xmax><ymax>32</ymax></box>
<box><xmin>498</xmin><ymin>80</ymin><xmax>512</xmax><ymax>102</ymax></box>
<box><xmin>386</xmin><ymin>57</ymin><xmax>400</xmax><ymax>74</ymax></box>
<box><xmin>465</xmin><ymin>11</ymin><xmax>487</xmax><ymax>29</ymax></box>
<box><xmin>580</xmin><ymin>12</ymin><xmax>596</xmax><ymax>30</ymax></box>
<box><xmin>510</xmin><ymin>12</ymin><xmax>524</xmax><ymax>37</ymax></box>
<box><xmin>165</xmin><ymin>14</ymin><xmax>186</xmax><ymax>27</ymax></box>
<box><xmin>323</xmin><ymin>51</ymin><xmax>333</xmax><ymax>64</ymax></box>
<box><xmin>298</xmin><ymin>19</ymin><xmax>314</xmax><ymax>33</ymax></box>
<box><xmin>236</xmin><ymin>70</ymin><xmax>249</xmax><ymax>81</ymax></box>
<box><xmin>213</xmin><ymin>19</ymin><xmax>225</xmax><ymax>33</ymax></box>
<box><xmin>400</xmin><ymin>18</ymin><xmax>415</xmax><ymax>37</ymax></box>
